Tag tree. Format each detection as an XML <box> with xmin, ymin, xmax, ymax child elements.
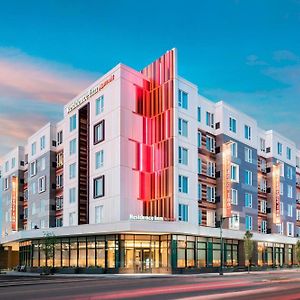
<box><xmin>295</xmin><ymin>240</ymin><xmax>300</xmax><ymax>266</ymax></box>
<box><xmin>244</xmin><ymin>230</ymin><xmax>254</xmax><ymax>273</ymax></box>
<box><xmin>41</xmin><ymin>232</ymin><xmax>56</xmax><ymax>274</ymax></box>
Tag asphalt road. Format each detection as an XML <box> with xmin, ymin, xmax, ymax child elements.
<box><xmin>1</xmin><ymin>271</ymin><xmax>300</xmax><ymax>299</ymax></box>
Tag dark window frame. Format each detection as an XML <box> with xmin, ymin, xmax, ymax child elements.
<box><xmin>94</xmin><ymin>120</ymin><xmax>105</xmax><ymax>145</ymax></box>
<box><xmin>94</xmin><ymin>175</ymin><xmax>105</xmax><ymax>198</ymax></box>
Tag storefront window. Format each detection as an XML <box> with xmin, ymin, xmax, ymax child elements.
<box><xmin>213</xmin><ymin>243</ymin><xmax>221</xmax><ymax>267</ymax></box>
<box><xmin>87</xmin><ymin>238</ymin><xmax>95</xmax><ymax>267</ymax></box>
<box><xmin>70</xmin><ymin>239</ymin><xmax>77</xmax><ymax>267</ymax></box>
<box><xmin>107</xmin><ymin>239</ymin><xmax>115</xmax><ymax>268</ymax></box>
<box><xmin>62</xmin><ymin>239</ymin><xmax>69</xmax><ymax>267</ymax></box>
<box><xmin>32</xmin><ymin>243</ymin><xmax>39</xmax><ymax>267</ymax></box>
<box><xmin>78</xmin><ymin>238</ymin><xmax>86</xmax><ymax>267</ymax></box>
<box><xmin>96</xmin><ymin>239</ymin><xmax>105</xmax><ymax>268</ymax></box>
<box><xmin>54</xmin><ymin>242</ymin><xmax>61</xmax><ymax>267</ymax></box>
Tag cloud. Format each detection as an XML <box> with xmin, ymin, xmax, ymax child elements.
<box><xmin>246</xmin><ymin>54</ymin><xmax>267</xmax><ymax>66</ymax></box>
<box><xmin>273</xmin><ymin>50</ymin><xmax>300</xmax><ymax>62</ymax></box>
<box><xmin>0</xmin><ymin>47</ymin><xmax>97</xmax><ymax>104</ymax></box>
<box><xmin>0</xmin><ymin>48</ymin><xmax>99</xmax><ymax>162</ymax></box>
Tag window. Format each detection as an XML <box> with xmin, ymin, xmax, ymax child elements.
<box><xmin>56</xmin><ymin>218</ymin><xmax>63</xmax><ymax>227</ymax></box>
<box><xmin>69</xmin><ymin>187</ymin><xmax>76</xmax><ymax>204</ymax></box>
<box><xmin>229</xmin><ymin>213</ymin><xmax>239</xmax><ymax>230</ymax></box>
<box><xmin>40</xmin><ymin>157</ymin><xmax>46</xmax><ymax>171</ymax></box>
<box><xmin>178</xmin><ymin>118</ymin><xmax>188</xmax><ymax>137</ymax></box>
<box><xmin>178</xmin><ymin>204</ymin><xmax>188</xmax><ymax>222</ymax></box>
<box><xmin>198</xmin><ymin>208</ymin><xmax>202</xmax><ymax>225</ymax></box>
<box><xmin>178</xmin><ymin>89</ymin><xmax>188</xmax><ymax>109</ymax></box>
<box><xmin>296</xmin><ymin>209</ymin><xmax>300</xmax><ymax>221</ymax></box>
<box><xmin>69</xmin><ymin>138</ymin><xmax>76</xmax><ymax>155</ymax></box>
<box><xmin>38</xmin><ymin>176</ymin><xmax>46</xmax><ymax>193</ymax></box>
<box><xmin>277</xmin><ymin>142</ymin><xmax>282</xmax><ymax>155</ymax></box>
<box><xmin>261</xmin><ymin>200</ymin><xmax>267</xmax><ymax>213</ymax></box>
<box><xmin>259</xmin><ymin>178</ymin><xmax>267</xmax><ymax>192</ymax></box>
<box><xmin>260</xmin><ymin>138</ymin><xmax>266</xmax><ymax>152</ymax></box>
<box><xmin>231</xmin><ymin>189</ymin><xmax>238</xmax><ymax>205</ymax></box>
<box><xmin>245</xmin><ymin>193</ymin><xmax>253</xmax><ymax>208</ymax></box>
<box><xmin>96</xmin><ymin>95</ymin><xmax>104</xmax><ymax>115</ymax></box>
<box><xmin>231</xmin><ymin>142</ymin><xmax>237</xmax><ymax>158</ymax></box>
<box><xmin>287</xmin><ymin>222</ymin><xmax>294</xmax><ymax>237</ymax></box>
<box><xmin>287</xmin><ymin>166</ymin><xmax>293</xmax><ymax>180</ymax></box>
<box><xmin>94</xmin><ymin>120</ymin><xmax>105</xmax><ymax>144</ymax></box>
<box><xmin>206</xmin><ymin>112</ymin><xmax>214</xmax><ymax>128</ymax></box>
<box><xmin>56</xmin><ymin>197</ymin><xmax>63</xmax><ymax>210</ymax></box>
<box><xmin>40</xmin><ymin>135</ymin><xmax>46</xmax><ymax>150</ymax></box>
<box><xmin>245</xmin><ymin>215</ymin><xmax>253</xmax><ymax>231</ymax></box>
<box><xmin>206</xmin><ymin>135</ymin><xmax>216</xmax><ymax>153</ymax></box>
<box><xmin>57</xmin><ymin>130</ymin><xmax>63</xmax><ymax>145</ymax></box>
<box><xmin>287</xmin><ymin>147</ymin><xmax>292</xmax><ymax>160</ymax></box>
<box><xmin>279</xmin><ymin>202</ymin><xmax>284</xmax><ymax>216</ymax></box>
<box><xmin>70</xmin><ymin>114</ymin><xmax>76</xmax><ymax>132</ymax></box>
<box><xmin>245</xmin><ymin>147</ymin><xmax>253</xmax><ymax>163</ymax></box>
<box><xmin>69</xmin><ymin>163</ymin><xmax>76</xmax><ymax>179</ymax></box>
<box><xmin>11</xmin><ymin>157</ymin><xmax>16</xmax><ymax>169</ymax></box>
<box><xmin>229</xmin><ymin>117</ymin><xmax>237</xmax><ymax>133</ymax></box>
<box><xmin>207</xmin><ymin>161</ymin><xmax>216</xmax><ymax>178</ymax></box>
<box><xmin>69</xmin><ymin>212</ymin><xmax>76</xmax><ymax>226</ymax></box>
<box><xmin>178</xmin><ymin>147</ymin><xmax>188</xmax><ymax>165</ymax></box>
<box><xmin>261</xmin><ymin>220</ymin><xmax>267</xmax><ymax>234</ymax></box>
<box><xmin>31</xmin><ymin>142</ymin><xmax>36</xmax><ymax>156</ymax></box>
<box><xmin>30</xmin><ymin>161</ymin><xmax>37</xmax><ymax>177</ymax></box>
<box><xmin>244</xmin><ymin>170</ymin><xmax>253</xmax><ymax>185</ymax></box>
<box><xmin>206</xmin><ymin>186</ymin><xmax>216</xmax><ymax>202</ymax></box>
<box><xmin>198</xmin><ymin>158</ymin><xmax>202</xmax><ymax>174</ymax></box>
<box><xmin>3</xmin><ymin>177</ymin><xmax>9</xmax><ymax>190</ymax></box>
<box><xmin>96</xmin><ymin>150</ymin><xmax>104</xmax><ymax>169</ymax></box>
<box><xmin>198</xmin><ymin>183</ymin><xmax>202</xmax><ymax>200</ymax></box>
<box><xmin>32</xmin><ymin>203</ymin><xmax>36</xmax><ymax>215</ymax></box>
<box><xmin>244</xmin><ymin>125</ymin><xmax>251</xmax><ymax>140</ymax></box>
<box><xmin>296</xmin><ymin>156</ymin><xmax>300</xmax><ymax>168</ymax></box>
<box><xmin>95</xmin><ymin>205</ymin><xmax>104</xmax><ymax>223</ymax></box>
<box><xmin>277</xmin><ymin>222</ymin><xmax>284</xmax><ymax>235</ymax></box>
<box><xmin>4</xmin><ymin>161</ymin><xmax>9</xmax><ymax>172</ymax></box>
<box><xmin>197</xmin><ymin>106</ymin><xmax>201</xmax><ymax>122</ymax></box>
<box><xmin>178</xmin><ymin>175</ymin><xmax>188</xmax><ymax>193</ymax></box>
<box><xmin>206</xmin><ymin>210</ymin><xmax>215</xmax><ymax>227</ymax></box>
<box><xmin>56</xmin><ymin>174</ymin><xmax>63</xmax><ymax>188</ymax></box>
<box><xmin>197</xmin><ymin>131</ymin><xmax>202</xmax><ymax>148</ymax></box>
<box><xmin>288</xmin><ymin>204</ymin><xmax>293</xmax><ymax>217</ymax></box>
<box><xmin>94</xmin><ymin>175</ymin><xmax>105</xmax><ymax>198</ymax></box>
<box><xmin>287</xmin><ymin>185</ymin><xmax>293</xmax><ymax>198</ymax></box>
<box><xmin>260</xmin><ymin>158</ymin><xmax>267</xmax><ymax>172</ymax></box>
<box><xmin>280</xmin><ymin>182</ymin><xmax>284</xmax><ymax>195</ymax></box>
<box><xmin>230</xmin><ymin>164</ymin><xmax>239</xmax><ymax>182</ymax></box>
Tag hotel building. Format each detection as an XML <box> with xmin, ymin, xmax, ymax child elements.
<box><xmin>1</xmin><ymin>49</ymin><xmax>300</xmax><ymax>273</ymax></box>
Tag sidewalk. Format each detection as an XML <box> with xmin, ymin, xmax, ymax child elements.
<box><xmin>1</xmin><ymin>268</ymin><xmax>299</xmax><ymax>279</ymax></box>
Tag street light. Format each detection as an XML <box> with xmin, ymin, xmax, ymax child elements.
<box><xmin>219</xmin><ymin>215</ymin><xmax>238</xmax><ymax>276</ymax></box>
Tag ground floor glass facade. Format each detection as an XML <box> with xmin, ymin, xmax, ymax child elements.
<box><xmin>18</xmin><ymin>234</ymin><xmax>295</xmax><ymax>273</ymax></box>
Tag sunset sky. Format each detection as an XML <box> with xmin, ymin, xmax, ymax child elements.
<box><xmin>0</xmin><ymin>0</ymin><xmax>300</xmax><ymax>162</ymax></box>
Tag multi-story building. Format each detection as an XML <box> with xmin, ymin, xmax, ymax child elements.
<box><xmin>1</xmin><ymin>49</ymin><xmax>299</xmax><ymax>273</ymax></box>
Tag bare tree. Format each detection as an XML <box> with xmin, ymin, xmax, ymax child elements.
<box><xmin>41</xmin><ymin>232</ymin><xmax>56</xmax><ymax>275</ymax></box>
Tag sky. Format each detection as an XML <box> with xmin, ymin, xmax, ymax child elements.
<box><xmin>0</xmin><ymin>0</ymin><xmax>300</xmax><ymax>162</ymax></box>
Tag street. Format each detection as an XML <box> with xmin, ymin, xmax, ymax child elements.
<box><xmin>1</xmin><ymin>270</ymin><xmax>300</xmax><ymax>299</ymax></box>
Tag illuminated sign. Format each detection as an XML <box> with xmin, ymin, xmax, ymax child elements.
<box><xmin>222</xmin><ymin>142</ymin><xmax>232</xmax><ymax>218</ymax></box>
<box><xmin>129</xmin><ymin>214</ymin><xmax>164</xmax><ymax>221</ymax></box>
<box><xmin>273</xmin><ymin>163</ymin><xmax>281</xmax><ymax>224</ymax></box>
<box><xmin>11</xmin><ymin>176</ymin><xmax>18</xmax><ymax>231</ymax></box>
<box><xmin>67</xmin><ymin>74</ymin><xmax>115</xmax><ymax>113</ymax></box>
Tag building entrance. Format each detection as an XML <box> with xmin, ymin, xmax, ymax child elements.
<box><xmin>134</xmin><ymin>248</ymin><xmax>152</xmax><ymax>272</ymax></box>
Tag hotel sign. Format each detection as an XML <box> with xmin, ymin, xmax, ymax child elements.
<box><xmin>67</xmin><ymin>74</ymin><xmax>115</xmax><ymax>113</ymax></box>
<box><xmin>11</xmin><ymin>176</ymin><xmax>18</xmax><ymax>231</ymax></box>
<box><xmin>222</xmin><ymin>142</ymin><xmax>232</xmax><ymax>218</ymax></box>
<box><xmin>129</xmin><ymin>214</ymin><xmax>164</xmax><ymax>221</ymax></box>
<box><xmin>273</xmin><ymin>163</ymin><xmax>281</xmax><ymax>224</ymax></box>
